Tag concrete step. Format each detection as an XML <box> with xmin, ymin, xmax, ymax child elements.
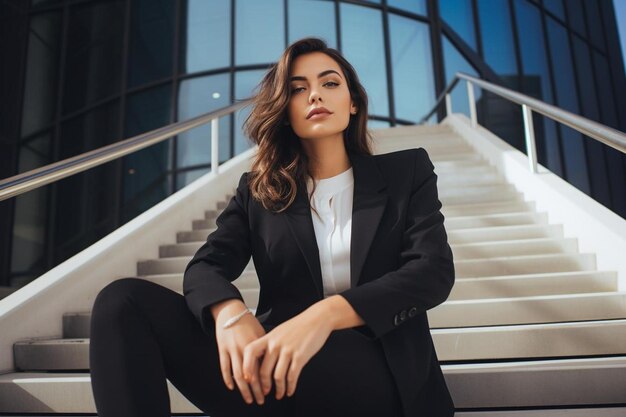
<box><xmin>433</xmin><ymin>318</ymin><xmax>626</xmax><ymax>361</ymax></box>
<box><xmin>450</xmin><ymin>270</ymin><xmax>618</xmax><ymax>299</ymax></box>
<box><xmin>454</xmin><ymin>253</ymin><xmax>597</xmax><ymax>278</ymax></box>
<box><xmin>442</xmin><ymin>356</ymin><xmax>626</xmax><ymax>408</ymax></box>
<box><xmin>451</xmin><ymin>237</ymin><xmax>579</xmax><ymax>259</ymax></box>
<box><xmin>2</xmin><ymin>357</ymin><xmax>625</xmax><ymax>413</ymax></box>
<box><xmin>447</xmin><ymin>224</ymin><xmax>564</xmax><ymax>244</ymax></box>
<box><xmin>159</xmin><ymin>236</ymin><xmax>578</xmax><ymax>260</ymax></box>
<box><xmin>441</xmin><ymin>200</ymin><xmax>536</xmax><ymax>216</ymax></box>
<box><xmin>444</xmin><ymin>211</ymin><xmax>548</xmax><ymax>229</ymax></box>
<box><xmin>429</xmin><ymin>292</ymin><xmax>626</xmax><ymax>327</ymax></box>
<box><xmin>16</xmin><ymin>319</ymin><xmax>626</xmax><ymax>371</ymax></box>
<box><xmin>21</xmin><ymin>315</ymin><xmax>626</xmax><ymax>366</ymax></box>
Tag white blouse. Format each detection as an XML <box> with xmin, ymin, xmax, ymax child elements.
<box><xmin>305</xmin><ymin>166</ymin><xmax>354</xmax><ymax>298</ymax></box>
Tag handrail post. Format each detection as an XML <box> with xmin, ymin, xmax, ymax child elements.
<box><xmin>445</xmin><ymin>93</ymin><xmax>452</xmax><ymax>118</ymax></box>
<box><xmin>522</xmin><ymin>104</ymin><xmax>538</xmax><ymax>173</ymax></box>
<box><xmin>466</xmin><ymin>80</ymin><xmax>477</xmax><ymax>128</ymax></box>
<box><xmin>211</xmin><ymin>118</ymin><xmax>219</xmax><ymax>175</ymax></box>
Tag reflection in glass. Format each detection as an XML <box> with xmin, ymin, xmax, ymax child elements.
<box><xmin>63</xmin><ymin>1</ymin><xmax>124</xmax><ymax>114</ymax></box>
<box><xmin>477</xmin><ymin>0</ymin><xmax>517</xmax><ymax>83</ymax></box>
<box><xmin>11</xmin><ymin>133</ymin><xmax>51</xmax><ymax>280</ymax></box>
<box><xmin>340</xmin><ymin>3</ymin><xmax>389</xmax><ymax>117</ymax></box>
<box><xmin>123</xmin><ymin>84</ymin><xmax>173</xmax><ymax>222</ymax></box>
<box><xmin>439</xmin><ymin>0</ymin><xmax>476</xmax><ymax>50</ymax></box>
<box><xmin>514</xmin><ymin>0</ymin><xmax>561</xmax><ymax>175</ymax></box>
<box><xmin>177</xmin><ymin>74</ymin><xmax>231</xmax><ymax>168</ymax></box>
<box><xmin>441</xmin><ymin>35</ymin><xmax>480</xmax><ymax>118</ymax></box>
<box><xmin>59</xmin><ymin>100</ymin><xmax>120</xmax><ymax>160</ymax></box>
<box><xmin>176</xmin><ymin>168</ymin><xmax>210</xmax><ymax>191</ymax></box>
<box><xmin>564</xmin><ymin>0</ymin><xmax>586</xmax><ymax>36</ymax></box>
<box><xmin>546</xmin><ymin>17</ymin><xmax>590</xmax><ymax>194</ymax></box>
<box><xmin>21</xmin><ymin>12</ymin><xmax>62</xmax><ymax>138</ymax></box>
<box><xmin>288</xmin><ymin>0</ymin><xmax>337</xmax><ymax>48</ymax></box>
<box><xmin>388</xmin><ymin>13</ymin><xmax>435</xmax><ymax>123</ymax></box>
<box><xmin>180</xmin><ymin>0</ymin><xmax>230</xmax><ymax>74</ymax></box>
<box><xmin>387</xmin><ymin>0</ymin><xmax>427</xmax><ymax>16</ymax></box>
<box><xmin>235</xmin><ymin>70</ymin><xmax>265</xmax><ymax>155</ymax></box>
<box><xmin>128</xmin><ymin>0</ymin><xmax>175</xmax><ymax>88</ymax></box>
<box><xmin>543</xmin><ymin>0</ymin><xmax>564</xmax><ymax>20</ymax></box>
<box><xmin>236</xmin><ymin>0</ymin><xmax>284</xmax><ymax>65</ymax></box>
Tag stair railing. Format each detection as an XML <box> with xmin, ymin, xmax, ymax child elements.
<box><xmin>0</xmin><ymin>99</ymin><xmax>253</xmax><ymax>202</ymax></box>
<box><xmin>419</xmin><ymin>72</ymin><xmax>626</xmax><ymax>173</ymax></box>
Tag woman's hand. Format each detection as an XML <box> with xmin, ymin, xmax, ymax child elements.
<box><xmin>241</xmin><ymin>307</ymin><xmax>334</xmax><ymax>400</ymax></box>
<box><xmin>212</xmin><ymin>300</ymin><xmax>268</xmax><ymax>405</ymax></box>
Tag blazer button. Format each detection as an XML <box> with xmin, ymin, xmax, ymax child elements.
<box><xmin>400</xmin><ymin>310</ymin><xmax>407</xmax><ymax>321</ymax></box>
<box><xmin>408</xmin><ymin>307</ymin><xmax>417</xmax><ymax>317</ymax></box>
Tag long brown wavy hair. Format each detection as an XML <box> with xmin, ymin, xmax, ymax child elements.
<box><xmin>240</xmin><ymin>37</ymin><xmax>373</xmax><ymax>213</ymax></box>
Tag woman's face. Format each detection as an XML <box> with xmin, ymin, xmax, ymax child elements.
<box><xmin>287</xmin><ymin>52</ymin><xmax>357</xmax><ymax>142</ymax></box>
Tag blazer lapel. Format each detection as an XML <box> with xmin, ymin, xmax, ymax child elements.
<box><xmin>283</xmin><ymin>150</ymin><xmax>388</xmax><ymax>299</ymax></box>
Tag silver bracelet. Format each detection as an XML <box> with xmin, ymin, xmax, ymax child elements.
<box><xmin>222</xmin><ymin>308</ymin><xmax>252</xmax><ymax>329</ymax></box>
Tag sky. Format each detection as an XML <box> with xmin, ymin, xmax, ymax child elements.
<box><xmin>614</xmin><ymin>0</ymin><xmax>626</xmax><ymax>71</ymax></box>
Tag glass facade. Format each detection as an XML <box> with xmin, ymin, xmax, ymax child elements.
<box><xmin>1</xmin><ymin>0</ymin><xmax>625</xmax><ymax>286</ymax></box>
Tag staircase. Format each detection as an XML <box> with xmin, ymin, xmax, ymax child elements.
<box><xmin>1</xmin><ymin>117</ymin><xmax>625</xmax><ymax>416</ymax></box>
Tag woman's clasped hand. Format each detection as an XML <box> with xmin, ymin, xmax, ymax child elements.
<box><xmin>214</xmin><ymin>303</ymin><xmax>334</xmax><ymax>406</ymax></box>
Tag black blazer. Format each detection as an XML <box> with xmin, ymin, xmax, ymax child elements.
<box><xmin>183</xmin><ymin>147</ymin><xmax>456</xmax><ymax>417</ymax></box>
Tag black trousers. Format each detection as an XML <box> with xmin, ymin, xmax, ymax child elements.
<box><xmin>89</xmin><ymin>277</ymin><xmax>403</xmax><ymax>417</ymax></box>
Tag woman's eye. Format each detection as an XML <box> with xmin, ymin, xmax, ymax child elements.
<box><xmin>291</xmin><ymin>81</ymin><xmax>339</xmax><ymax>94</ymax></box>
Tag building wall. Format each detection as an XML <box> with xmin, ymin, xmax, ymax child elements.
<box><xmin>0</xmin><ymin>0</ymin><xmax>625</xmax><ymax>285</ymax></box>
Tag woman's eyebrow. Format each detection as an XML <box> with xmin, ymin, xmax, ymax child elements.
<box><xmin>290</xmin><ymin>69</ymin><xmax>342</xmax><ymax>82</ymax></box>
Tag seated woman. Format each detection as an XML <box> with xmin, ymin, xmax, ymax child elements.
<box><xmin>89</xmin><ymin>36</ymin><xmax>456</xmax><ymax>417</ymax></box>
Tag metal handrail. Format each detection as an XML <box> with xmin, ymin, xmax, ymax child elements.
<box><xmin>0</xmin><ymin>98</ymin><xmax>253</xmax><ymax>201</ymax></box>
<box><xmin>419</xmin><ymin>72</ymin><xmax>626</xmax><ymax>173</ymax></box>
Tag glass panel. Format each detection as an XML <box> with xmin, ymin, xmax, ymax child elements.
<box><xmin>593</xmin><ymin>50</ymin><xmax>625</xmax><ymax>215</ymax></box>
<box><xmin>388</xmin><ymin>13</ymin><xmax>435</xmax><ymax>123</ymax></box>
<box><xmin>63</xmin><ymin>1</ymin><xmax>125</xmax><ymax>114</ymax></box>
<box><xmin>235</xmin><ymin>70</ymin><xmax>266</xmax><ymax>155</ymax></box>
<box><xmin>288</xmin><ymin>0</ymin><xmax>337</xmax><ymax>48</ymax></box>
<box><xmin>340</xmin><ymin>3</ymin><xmax>389</xmax><ymax>117</ymax></box>
<box><xmin>439</xmin><ymin>0</ymin><xmax>477</xmax><ymax>50</ymax></box>
<box><xmin>546</xmin><ymin>17</ymin><xmax>590</xmax><ymax>194</ymax></box>
<box><xmin>177</xmin><ymin>73</ymin><xmax>231</xmax><ymax>168</ymax></box>
<box><xmin>21</xmin><ymin>11</ymin><xmax>62</xmax><ymax>138</ymax></box>
<box><xmin>564</xmin><ymin>0</ymin><xmax>586</xmax><ymax>36</ymax></box>
<box><xmin>543</xmin><ymin>0</ymin><xmax>564</xmax><ymax>20</ymax></box>
<box><xmin>584</xmin><ymin>0</ymin><xmax>605</xmax><ymax>51</ymax></box>
<box><xmin>236</xmin><ymin>0</ymin><xmax>285</xmax><ymax>65</ymax></box>
<box><xmin>128</xmin><ymin>0</ymin><xmax>175</xmax><ymax>88</ymax></box>
<box><xmin>441</xmin><ymin>34</ymin><xmax>480</xmax><ymax>118</ymax></box>
<box><xmin>59</xmin><ymin>100</ymin><xmax>120</xmax><ymax>159</ymax></box>
<box><xmin>368</xmin><ymin>120</ymin><xmax>390</xmax><ymax>129</ymax></box>
<box><xmin>11</xmin><ymin>133</ymin><xmax>52</xmax><ymax>279</ymax></box>
<box><xmin>571</xmin><ymin>37</ymin><xmax>610</xmax><ymax>206</ymax></box>
<box><xmin>180</xmin><ymin>0</ymin><xmax>230</xmax><ymax>74</ymax></box>
<box><xmin>122</xmin><ymin>84</ymin><xmax>173</xmax><ymax>222</ymax></box>
<box><xmin>176</xmin><ymin>168</ymin><xmax>210</xmax><ymax>191</ymax></box>
<box><xmin>477</xmin><ymin>0</ymin><xmax>518</xmax><ymax>83</ymax></box>
<box><xmin>387</xmin><ymin>0</ymin><xmax>427</xmax><ymax>16</ymax></box>
<box><xmin>514</xmin><ymin>0</ymin><xmax>561</xmax><ymax>175</ymax></box>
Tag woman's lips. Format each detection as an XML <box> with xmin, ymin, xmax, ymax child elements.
<box><xmin>308</xmin><ymin>112</ymin><xmax>331</xmax><ymax>120</ymax></box>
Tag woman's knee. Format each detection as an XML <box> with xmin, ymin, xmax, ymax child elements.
<box><xmin>91</xmin><ymin>277</ymin><xmax>151</xmax><ymax>322</ymax></box>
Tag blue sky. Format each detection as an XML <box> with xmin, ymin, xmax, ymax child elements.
<box><xmin>614</xmin><ymin>0</ymin><xmax>626</xmax><ymax>71</ymax></box>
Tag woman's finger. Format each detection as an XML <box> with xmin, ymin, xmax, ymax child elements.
<box><xmin>230</xmin><ymin>351</ymin><xmax>254</xmax><ymax>405</ymax></box>
<box><xmin>273</xmin><ymin>350</ymin><xmax>292</xmax><ymax>400</ymax></box>
<box><xmin>218</xmin><ymin>348</ymin><xmax>234</xmax><ymax>390</ymax></box>
<box><xmin>286</xmin><ymin>353</ymin><xmax>302</xmax><ymax>397</ymax></box>
<box><xmin>242</xmin><ymin>342</ymin><xmax>266</xmax><ymax>405</ymax></box>
<box><xmin>259</xmin><ymin>346</ymin><xmax>279</xmax><ymax>395</ymax></box>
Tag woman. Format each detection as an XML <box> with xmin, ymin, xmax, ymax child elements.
<box><xmin>89</xmin><ymin>37</ymin><xmax>455</xmax><ymax>417</ymax></box>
